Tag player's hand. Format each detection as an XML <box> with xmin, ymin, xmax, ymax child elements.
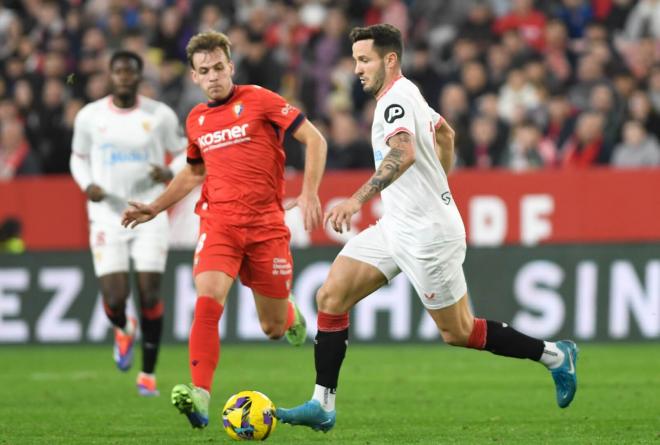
<box><xmin>324</xmin><ymin>197</ymin><xmax>361</xmax><ymax>234</ymax></box>
<box><xmin>150</xmin><ymin>164</ymin><xmax>174</xmax><ymax>183</ymax></box>
<box><xmin>121</xmin><ymin>201</ymin><xmax>158</xmax><ymax>229</ymax></box>
<box><xmin>285</xmin><ymin>192</ymin><xmax>322</xmax><ymax>231</ymax></box>
<box><xmin>85</xmin><ymin>184</ymin><xmax>106</xmax><ymax>202</ymax></box>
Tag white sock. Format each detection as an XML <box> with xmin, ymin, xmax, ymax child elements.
<box><xmin>539</xmin><ymin>341</ymin><xmax>565</xmax><ymax>369</ymax></box>
<box><xmin>312</xmin><ymin>384</ymin><xmax>336</xmax><ymax>412</ymax></box>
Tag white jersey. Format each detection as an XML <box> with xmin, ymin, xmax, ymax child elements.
<box><xmin>71</xmin><ymin>95</ymin><xmax>184</xmax><ymax>223</ymax></box>
<box><xmin>371</xmin><ymin>76</ymin><xmax>465</xmax><ymax>240</ymax></box>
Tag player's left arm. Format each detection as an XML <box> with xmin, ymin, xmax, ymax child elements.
<box><xmin>288</xmin><ymin>119</ymin><xmax>327</xmax><ymax>231</ymax></box>
<box><xmin>434</xmin><ymin>119</ymin><xmax>455</xmax><ymax>175</ymax></box>
<box><xmin>325</xmin><ymin>130</ymin><xmax>415</xmax><ymax>233</ymax></box>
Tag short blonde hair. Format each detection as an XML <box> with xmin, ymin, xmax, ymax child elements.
<box><xmin>186</xmin><ymin>31</ymin><xmax>232</xmax><ymax>68</ymax></box>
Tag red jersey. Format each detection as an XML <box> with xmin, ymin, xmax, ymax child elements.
<box><xmin>186</xmin><ymin>85</ymin><xmax>304</xmax><ymax>226</ymax></box>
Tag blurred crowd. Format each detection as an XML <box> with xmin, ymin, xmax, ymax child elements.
<box><xmin>1</xmin><ymin>0</ymin><xmax>660</xmax><ymax>180</ymax></box>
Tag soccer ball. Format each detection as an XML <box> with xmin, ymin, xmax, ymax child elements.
<box><xmin>222</xmin><ymin>390</ymin><xmax>277</xmax><ymax>441</ymax></box>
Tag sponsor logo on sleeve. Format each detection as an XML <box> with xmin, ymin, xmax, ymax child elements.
<box><xmin>384</xmin><ymin>104</ymin><xmax>405</xmax><ymax>123</ymax></box>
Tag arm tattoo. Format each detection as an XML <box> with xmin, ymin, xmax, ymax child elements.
<box><xmin>353</xmin><ymin>145</ymin><xmax>408</xmax><ymax>204</ymax></box>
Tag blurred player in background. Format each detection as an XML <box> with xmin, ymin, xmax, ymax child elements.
<box><xmin>276</xmin><ymin>24</ymin><xmax>579</xmax><ymax>432</ymax></box>
<box><xmin>70</xmin><ymin>50</ymin><xmax>185</xmax><ymax>396</ymax></box>
<box><xmin>121</xmin><ymin>31</ymin><xmax>327</xmax><ymax>428</ymax></box>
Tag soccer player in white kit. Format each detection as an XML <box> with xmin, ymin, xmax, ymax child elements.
<box><xmin>276</xmin><ymin>24</ymin><xmax>579</xmax><ymax>432</ymax></box>
<box><xmin>70</xmin><ymin>51</ymin><xmax>184</xmax><ymax>396</ymax></box>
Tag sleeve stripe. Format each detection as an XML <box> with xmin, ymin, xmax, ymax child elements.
<box><xmin>187</xmin><ymin>157</ymin><xmax>204</xmax><ymax>165</ymax></box>
<box><xmin>384</xmin><ymin>127</ymin><xmax>414</xmax><ymax>144</ymax></box>
<box><xmin>434</xmin><ymin>116</ymin><xmax>445</xmax><ymax>129</ymax></box>
<box><xmin>285</xmin><ymin>112</ymin><xmax>306</xmax><ymax>135</ymax></box>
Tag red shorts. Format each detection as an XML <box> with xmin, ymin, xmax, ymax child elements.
<box><xmin>193</xmin><ymin>217</ymin><xmax>293</xmax><ymax>298</ymax></box>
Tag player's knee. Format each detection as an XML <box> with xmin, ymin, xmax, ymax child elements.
<box><xmin>102</xmin><ymin>292</ymin><xmax>127</xmax><ymax>311</ymax></box>
<box><xmin>439</xmin><ymin>327</ymin><xmax>470</xmax><ymax>347</ymax></box>
<box><xmin>138</xmin><ymin>288</ymin><xmax>161</xmax><ymax>310</ymax></box>
<box><xmin>316</xmin><ymin>284</ymin><xmax>349</xmax><ymax>314</ymax></box>
<box><xmin>260</xmin><ymin>320</ymin><xmax>285</xmax><ymax>340</ymax></box>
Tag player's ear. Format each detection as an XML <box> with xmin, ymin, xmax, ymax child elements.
<box><xmin>229</xmin><ymin>60</ymin><xmax>235</xmax><ymax>77</ymax></box>
<box><xmin>191</xmin><ymin>68</ymin><xmax>199</xmax><ymax>84</ymax></box>
<box><xmin>385</xmin><ymin>52</ymin><xmax>397</xmax><ymax>69</ymax></box>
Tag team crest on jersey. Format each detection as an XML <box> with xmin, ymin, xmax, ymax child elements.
<box><xmin>142</xmin><ymin>121</ymin><xmax>151</xmax><ymax>132</ymax></box>
<box><xmin>281</xmin><ymin>103</ymin><xmax>294</xmax><ymax>115</ymax></box>
<box><xmin>384</xmin><ymin>104</ymin><xmax>405</xmax><ymax>123</ymax></box>
<box><xmin>233</xmin><ymin>102</ymin><xmax>244</xmax><ymax>117</ymax></box>
<box><xmin>198</xmin><ymin>115</ymin><xmax>205</xmax><ymax>126</ymax></box>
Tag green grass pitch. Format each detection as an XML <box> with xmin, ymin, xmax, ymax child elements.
<box><xmin>1</xmin><ymin>343</ymin><xmax>658</xmax><ymax>444</ymax></box>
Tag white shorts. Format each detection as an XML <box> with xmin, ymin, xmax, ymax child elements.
<box><xmin>339</xmin><ymin>222</ymin><xmax>467</xmax><ymax>310</ymax></box>
<box><xmin>89</xmin><ymin>212</ymin><xmax>169</xmax><ymax>276</ymax></box>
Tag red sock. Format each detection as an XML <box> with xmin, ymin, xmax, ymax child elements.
<box><xmin>317</xmin><ymin>311</ymin><xmax>350</xmax><ymax>332</ymax></box>
<box><xmin>467</xmin><ymin>317</ymin><xmax>487</xmax><ymax>349</ymax></box>
<box><xmin>189</xmin><ymin>296</ymin><xmax>223</xmax><ymax>391</ymax></box>
<box><xmin>284</xmin><ymin>300</ymin><xmax>296</xmax><ymax>330</ymax></box>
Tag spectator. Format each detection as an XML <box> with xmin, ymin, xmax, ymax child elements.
<box><xmin>543</xmin><ymin>20</ymin><xmax>575</xmax><ymax>86</ymax></box>
<box><xmin>299</xmin><ymin>7</ymin><xmax>351</xmax><ymax>118</ymax></box>
<box><xmin>461</xmin><ymin>60</ymin><xmax>491</xmax><ymax>109</ymax></box>
<box><xmin>409</xmin><ymin>0</ymin><xmax>472</xmax><ymax>59</ymax></box>
<box><xmin>561</xmin><ymin>111</ymin><xmax>607</xmax><ymax>167</ymax></box>
<box><xmin>463</xmin><ymin>114</ymin><xmax>506</xmax><ymax>168</ymax></box>
<box><xmin>486</xmin><ymin>44</ymin><xmax>512</xmax><ymax>89</ymax></box>
<box><xmin>497</xmin><ymin>68</ymin><xmax>541</xmax><ymax>123</ymax></box>
<box><xmin>612</xmin><ymin>69</ymin><xmax>638</xmax><ymax>103</ymax></box>
<box><xmin>501</xmin><ymin>120</ymin><xmax>555</xmax><ymax>171</ymax></box>
<box><xmin>439</xmin><ymin>83</ymin><xmax>471</xmax><ymax>161</ymax></box>
<box><xmin>326</xmin><ymin>111</ymin><xmax>372</xmax><ymax>170</ymax></box>
<box><xmin>611</xmin><ymin>120</ymin><xmax>660</xmax><ymax>167</ymax></box>
<box><xmin>493</xmin><ymin>0</ymin><xmax>546</xmax><ymax>52</ymax></box>
<box><xmin>0</xmin><ymin>119</ymin><xmax>40</xmax><ymax>180</ymax></box>
<box><xmin>588</xmin><ymin>83</ymin><xmax>623</xmax><ymax>147</ymax></box>
<box><xmin>601</xmin><ymin>0</ymin><xmax>635</xmax><ymax>32</ymax></box>
<box><xmin>624</xmin><ymin>0</ymin><xmax>660</xmax><ymax>40</ymax></box>
<box><xmin>648</xmin><ymin>65</ymin><xmax>660</xmax><ymax>113</ymax></box>
<box><xmin>627</xmin><ymin>89</ymin><xmax>660</xmax><ymax>139</ymax></box>
<box><xmin>457</xmin><ymin>2</ymin><xmax>495</xmax><ymax>51</ymax></box>
<box><xmin>153</xmin><ymin>6</ymin><xmax>192</xmax><ymax>62</ymax></box>
<box><xmin>554</xmin><ymin>0</ymin><xmax>593</xmax><ymax>39</ymax></box>
<box><xmin>365</xmin><ymin>0</ymin><xmax>409</xmax><ymax>41</ymax></box>
<box><xmin>475</xmin><ymin>93</ymin><xmax>511</xmax><ymax>151</ymax></box>
<box><xmin>568</xmin><ymin>55</ymin><xmax>606</xmax><ymax>110</ymax></box>
<box><xmin>0</xmin><ymin>7</ymin><xmax>21</xmax><ymax>60</ymax></box>
<box><xmin>544</xmin><ymin>92</ymin><xmax>577</xmax><ymax>149</ymax></box>
<box><xmin>234</xmin><ymin>31</ymin><xmax>283</xmax><ymax>93</ymax></box>
<box><xmin>406</xmin><ymin>42</ymin><xmax>444</xmax><ymax>108</ymax></box>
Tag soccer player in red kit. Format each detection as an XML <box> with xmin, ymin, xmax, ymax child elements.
<box><xmin>122</xmin><ymin>31</ymin><xmax>327</xmax><ymax>429</ymax></box>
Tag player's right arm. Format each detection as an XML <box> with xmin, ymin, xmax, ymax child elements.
<box><xmin>69</xmin><ymin>106</ymin><xmax>106</xmax><ymax>202</ymax></box>
<box><xmin>121</xmin><ymin>162</ymin><xmax>205</xmax><ymax>228</ymax></box>
<box><xmin>123</xmin><ymin>112</ymin><xmax>205</xmax><ymax>229</ymax></box>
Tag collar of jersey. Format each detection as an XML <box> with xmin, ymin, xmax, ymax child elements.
<box><xmin>376</xmin><ymin>74</ymin><xmax>403</xmax><ymax>101</ymax></box>
<box><xmin>207</xmin><ymin>85</ymin><xmax>236</xmax><ymax>108</ymax></box>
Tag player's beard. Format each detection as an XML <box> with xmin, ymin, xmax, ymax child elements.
<box><xmin>364</xmin><ymin>62</ymin><xmax>386</xmax><ymax>97</ymax></box>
